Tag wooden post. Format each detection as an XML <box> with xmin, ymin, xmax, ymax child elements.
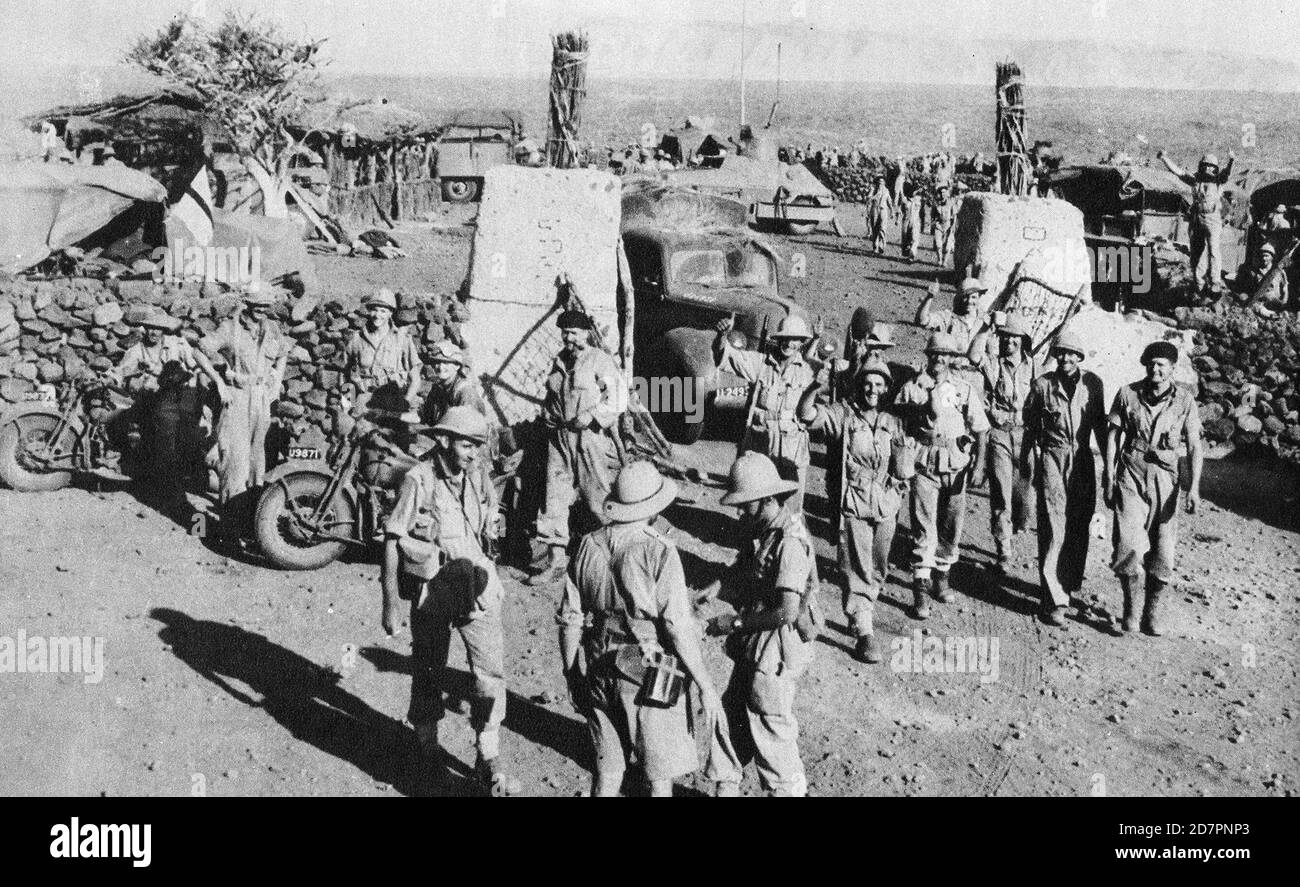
<box><xmin>547</xmin><ymin>31</ymin><xmax>589</xmax><ymax>169</ymax></box>
<box><xmin>996</xmin><ymin>61</ymin><xmax>1032</xmax><ymax>196</ymax></box>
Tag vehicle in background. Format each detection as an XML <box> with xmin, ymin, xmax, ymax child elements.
<box><xmin>620</xmin><ymin>185</ymin><xmax>809</xmax><ymax>442</ymax></box>
<box><xmin>434</xmin><ymin>110</ymin><xmax>525</xmax><ymax>203</ymax></box>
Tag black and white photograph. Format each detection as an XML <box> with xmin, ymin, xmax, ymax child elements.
<box><xmin>0</xmin><ymin>0</ymin><xmax>1295</xmax><ymax>835</ymax></box>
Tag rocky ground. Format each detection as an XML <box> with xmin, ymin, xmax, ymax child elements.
<box><xmin>1</xmin><ymin>206</ymin><xmax>1297</xmax><ymax>797</ymax></box>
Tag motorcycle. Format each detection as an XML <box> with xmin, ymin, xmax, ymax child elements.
<box><xmin>0</xmin><ymin>374</ymin><xmax>141</xmax><ymax>492</ymax></box>
<box><xmin>253</xmin><ymin>423</ymin><xmax>418</xmax><ymax>571</ymax></box>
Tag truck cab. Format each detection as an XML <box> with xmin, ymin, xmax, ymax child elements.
<box><xmin>622</xmin><ymin>224</ymin><xmax>807</xmax><ymax>442</ymax></box>
<box><xmin>434</xmin><ymin>111</ymin><xmax>524</xmax><ymax>202</ymax></box>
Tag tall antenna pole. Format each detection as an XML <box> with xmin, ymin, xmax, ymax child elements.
<box><xmin>739</xmin><ymin>0</ymin><xmax>747</xmax><ymax>127</ymax></box>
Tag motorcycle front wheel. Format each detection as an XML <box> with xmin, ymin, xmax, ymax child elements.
<box><xmin>254</xmin><ymin>472</ymin><xmax>355</xmax><ymax>570</ymax></box>
<box><xmin>0</xmin><ymin>414</ymin><xmax>73</xmax><ymax>492</ymax></box>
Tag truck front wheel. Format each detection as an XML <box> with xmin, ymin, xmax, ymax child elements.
<box><xmin>442</xmin><ymin>179</ymin><xmax>480</xmax><ymax>203</ymax></box>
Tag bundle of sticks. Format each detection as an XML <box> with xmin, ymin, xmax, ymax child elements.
<box><xmin>546</xmin><ymin>31</ymin><xmax>589</xmax><ymax>170</ymax></box>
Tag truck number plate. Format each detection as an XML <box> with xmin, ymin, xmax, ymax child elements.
<box><xmin>23</xmin><ymin>390</ymin><xmax>55</xmax><ymax>402</ymax></box>
<box><xmin>288</xmin><ymin>447</ymin><xmax>321</xmax><ymax>460</ymax></box>
<box><xmin>716</xmin><ymin>385</ymin><xmax>748</xmax><ymax>400</ymax></box>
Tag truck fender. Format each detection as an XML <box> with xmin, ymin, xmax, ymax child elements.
<box><xmin>651</xmin><ymin>327</ymin><xmax>721</xmax><ymax>393</ymax></box>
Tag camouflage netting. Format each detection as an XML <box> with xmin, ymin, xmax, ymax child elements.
<box><xmin>1174</xmin><ymin>305</ymin><xmax>1300</xmax><ymax>467</ymax></box>
<box><xmin>0</xmin><ymin>274</ymin><xmax>471</xmax><ymax>454</ymax></box>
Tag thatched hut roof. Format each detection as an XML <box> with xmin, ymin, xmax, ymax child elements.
<box><xmin>291</xmin><ymin>97</ymin><xmax>440</xmax><ymax>144</ymax></box>
<box><xmin>24</xmin><ymin>89</ymin><xmax>212</xmax><ymax>148</ymax></box>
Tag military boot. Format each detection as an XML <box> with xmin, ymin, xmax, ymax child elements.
<box><xmin>911</xmin><ymin>576</ymin><xmax>932</xmax><ymax>620</ymax></box>
<box><xmin>854</xmin><ymin>633</ymin><xmax>882</xmax><ymax>664</ymax></box>
<box><xmin>932</xmin><ymin>570</ymin><xmax>955</xmax><ymax>603</ymax></box>
<box><xmin>1118</xmin><ymin>576</ymin><xmax>1139</xmax><ymax>634</ymax></box>
<box><xmin>1141</xmin><ymin>577</ymin><xmax>1167</xmax><ymax>637</ymax></box>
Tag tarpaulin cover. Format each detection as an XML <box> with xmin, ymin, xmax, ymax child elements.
<box><xmin>665</xmin><ymin>157</ymin><xmax>834</xmax><ymax>204</ymax></box>
<box><xmin>163</xmin><ymin>210</ymin><xmax>318</xmax><ymax>291</ymax></box>
<box><xmin>1046</xmin><ymin>164</ymin><xmax>1191</xmax><ymax>217</ymax></box>
<box><xmin>1227</xmin><ymin>167</ymin><xmax>1300</xmax><ymax>227</ymax></box>
<box><xmin>0</xmin><ymin>161</ymin><xmax>167</xmax><ymax>272</ymax></box>
<box><xmin>620</xmin><ymin>180</ymin><xmax>750</xmax><ymax>231</ymax></box>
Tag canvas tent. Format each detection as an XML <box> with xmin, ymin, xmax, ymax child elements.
<box><xmin>1046</xmin><ymin>164</ymin><xmax>1191</xmax><ymax>243</ymax></box>
<box><xmin>0</xmin><ymin>161</ymin><xmax>168</xmax><ymax>273</ymax></box>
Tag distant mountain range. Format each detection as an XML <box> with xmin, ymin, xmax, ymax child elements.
<box><xmin>566</xmin><ymin>17</ymin><xmax>1300</xmax><ymax>92</ymax></box>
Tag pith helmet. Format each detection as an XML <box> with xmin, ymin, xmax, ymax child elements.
<box><xmin>1259</xmin><ymin>241</ymin><xmax>1277</xmax><ymax>257</ymax></box>
<box><xmin>720</xmin><ymin>452</ymin><xmax>800</xmax><ymax>506</ymax></box>
<box><xmin>1052</xmin><ymin>327</ymin><xmax>1087</xmax><ymax>358</ymax></box>
<box><xmin>364</xmin><ymin>288</ymin><xmax>397</xmax><ymax>310</ymax></box>
<box><xmin>866</xmin><ymin>322</ymin><xmax>895</xmax><ymax>347</ymax></box>
<box><xmin>996</xmin><ymin>313</ymin><xmax>1032</xmax><ymax>340</ymax></box>
<box><xmin>430</xmin><ymin>405</ymin><xmax>488</xmax><ymax>443</ymax></box>
<box><xmin>242</xmin><ymin>288</ymin><xmax>276</xmax><ymax>307</ymax></box>
<box><xmin>428</xmin><ymin>339</ymin><xmax>465</xmax><ymax>365</ymax></box>
<box><xmin>925</xmin><ymin>332</ymin><xmax>963</xmax><ymax>356</ymax></box>
<box><xmin>958</xmin><ymin>277</ymin><xmax>988</xmax><ymax>295</ymax></box>
<box><xmin>856</xmin><ymin>356</ymin><xmax>892</xmax><ymax>386</ymax></box>
<box><xmin>1199</xmin><ymin>153</ymin><xmax>1219</xmax><ymax>169</ymax></box>
<box><xmin>602</xmin><ymin>461</ymin><xmax>679</xmax><ymax>523</ymax></box>
<box><xmin>771</xmin><ymin>314</ymin><xmax>812</xmax><ymax>340</ymax></box>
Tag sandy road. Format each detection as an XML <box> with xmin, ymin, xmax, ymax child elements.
<box><xmin>1</xmin><ymin>217</ymin><xmax>1296</xmax><ymax>796</ymax></box>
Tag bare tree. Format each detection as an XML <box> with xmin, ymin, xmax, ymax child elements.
<box><xmin>127</xmin><ymin>11</ymin><xmax>325</xmax><ymax>217</ymax></box>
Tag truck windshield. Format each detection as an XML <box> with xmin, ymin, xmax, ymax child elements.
<box><xmin>669</xmin><ymin>248</ymin><xmax>772</xmax><ymax>288</ymax></box>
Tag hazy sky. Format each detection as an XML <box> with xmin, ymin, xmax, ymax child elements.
<box><xmin>1</xmin><ymin>0</ymin><xmax>1295</xmax><ymax>76</ymax></box>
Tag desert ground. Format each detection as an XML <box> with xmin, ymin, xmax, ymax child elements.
<box><xmin>1</xmin><ymin>205</ymin><xmax>1297</xmax><ymax>797</ymax></box>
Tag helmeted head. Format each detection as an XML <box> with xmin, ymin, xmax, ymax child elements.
<box><xmin>364</xmin><ymin>288</ymin><xmax>397</xmax><ymax>327</ymax></box>
<box><xmin>1256</xmin><ymin>241</ymin><xmax>1277</xmax><ymax>269</ymax></box>
<box><xmin>602</xmin><ymin>461</ymin><xmax>679</xmax><ymax>524</ymax></box>
<box><xmin>996</xmin><ymin>313</ymin><xmax>1031</xmax><ymax>358</ymax></box>
<box><xmin>955</xmin><ymin>277</ymin><xmax>987</xmax><ymax>314</ymax></box>
<box><xmin>1050</xmin><ymin>327</ymin><xmax>1086</xmax><ymax>375</ymax></box>
<box><xmin>242</xmin><ymin>287</ymin><xmax>275</xmax><ymax>318</ymax></box>
<box><xmin>720</xmin><ymin>452</ymin><xmax>800</xmax><ymax>529</ymax></box>
<box><xmin>854</xmin><ymin>356</ymin><xmax>892</xmax><ymax>409</ymax></box>
<box><xmin>771</xmin><ymin>313</ymin><xmax>812</xmax><ymax>361</ymax></box>
<box><xmin>140</xmin><ymin>307</ymin><xmax>180</xmax><ymax>345</ymax></box>
<box><xmin>925</xmin><ymin>331</ymin><xmax>963</xmax><ymax>373</ymax></box>
<box><xmin>428</xmin><ymin>339</ymin><xmax>465</xmax><ymax>384</ymax></box>
<box><xmin>1198</xmin><ymin>153</ymin><xmax>1220</xmax><ymax>178</ymax></box>
<box><xmin>557</xmin><ymin>309</ymin><xmax>594</xmax><ymax>353</ymax></box>
<box><xmin>429</xmin><ymin>405</ymin><xmax>488</xmax><ymax>472</ymax></box>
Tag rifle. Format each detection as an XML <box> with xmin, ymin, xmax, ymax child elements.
<box><xmin>1248</xmin><ymin>237</ymin><xmax>1298</xmax><ymax>307</ymax></box>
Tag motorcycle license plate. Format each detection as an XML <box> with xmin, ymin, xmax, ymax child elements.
<box><xmin>288</xmin><ymin>446</ymin><xmax>321</xmax><ymax>460</ymax></box>
<box><xmin>23</xmin><ymin>390</ymin><xmax>55</xmax><ymax>402</ymax></box>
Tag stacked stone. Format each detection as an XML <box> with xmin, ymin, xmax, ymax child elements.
<box><xmin>0</xmin><ymin>275</ymin><xmax>469</xmax><ymax>449</ymax></box>
<box><xmin>815</xmin><ymin>159</ymin><xmax>993</xmax><ymax>204</ymax></box>
<box><xmin>1175</xmin><ymin>305</ymin><xmax>1300</xmax><ymax>466</ymax></box>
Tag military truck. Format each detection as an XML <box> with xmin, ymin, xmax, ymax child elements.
<box><xmin>434</xmin><ymin>110</ymin><xmax>524</xmax><ymax>203</ymax></box>
<box><xmin>621</xmin><ymin>185</ymin><xmax>809</xmax><ymax>442</ymax></box>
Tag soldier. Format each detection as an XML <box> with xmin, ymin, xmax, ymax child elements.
<box><xmin>341</xmin><ymin>288</ymin><xmax>422</xmax><ymax>420</ymax></box>
<box><xmin>380</xmin><ymin>406</ymin><xmax>515</xmax><ymax>792</ymax></box>
<box><xmin>115</xmin><ymin>307</ymin><xmax>225</xmax><ymax>507</ymax></box>
<box><xmin>557</xmin><ymin>461</ymin><xmax>723</xmax><ymax>797</ymax></box>
<box><xmin>530</xmin><ymin>309</ymin><xmax>627</xmax><ymax>587</ymax></box>
<box><xmin>840</xmin><ymin>309</ymin><xmax>899</xmax><ymax>399</ymax></box>
<box><xmin>1158</xmin><ymin>149</ymin><xmax>1235</xmax><ymax>294</ymax></box>
<box><xmin>899</xmin><ymin>182</ymin><xmax>923</xmax><ymax>262</ymax></box>
<box><xmin>896</xmin><ymin>333</ymin><xmax>990</xmax><ymax>618</ymax></box>
<box><xmin>967</xmin><ymin>313</ymin><xmax>1036</xmax><ymax>573</ymax></box>
<box><xmin>916</xmin><ymin>276</ymin><xmax>986</xmax><ymax>357</ymax></box>
<box><xmin>1022</xmin><ymin>329</ymin><xmax>1106</xmax><ymax>626</ymax></box>
<box><xmin>715</xmin><ymin>313</ymin><xmax>816</xmax><ymax>512</ymax></box>
<box><xmin>420</xmin><ymin>340</ymin><xmax>487</xmax><ymax>425</ymax></box>
<box><xmin>798</xmin><ymin>357</ymin><xmax>911</xmax><ymax>663</ymax></box>
<box><xmin>202</xmin><ymin>289</ymin><xmax>290</xmax><ymax>530</ymax></box>
<box><xmin>1236</xmin><ymin>242</ymin><xmax>1291</xmax><ymax>314</ymax></box>
<box><xmin>864</xmin><ymin>174</ymin><xmax>894</xmax><ymax>255</ymax></box>
<box><xmin>1104</xmin><ymin>341</ymin><xmax>1203</xmax><ymax>637</ymax></box>
<box><xmin>930</xmin><ymin>183</ymin><xmax>957</xmax><ymax>267</ymax></box>
<box><xmin>703</xmin><ymin>453</ymin><xmax>819</xmax><ymax>797</ymax></box>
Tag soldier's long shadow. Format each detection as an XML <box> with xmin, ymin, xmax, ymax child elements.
<box><xmin>664</xmin><ymin>503</ymin><xmax>742</xmax><ymax>549</ymax></box>
<box><xmin>360</xmin><ymin>646</ymin><xmax>593</xmax><ymax>771</ymax></box>
<box><xmin>151</xmin><ymin>607</ymin><xmax>430</xmax><ymax>797</ymax></box>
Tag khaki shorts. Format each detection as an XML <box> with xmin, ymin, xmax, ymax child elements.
<box><xmin>585</xmin><ymin>673</ymin><xmax>697</xmax><ymax>783</ymax></box>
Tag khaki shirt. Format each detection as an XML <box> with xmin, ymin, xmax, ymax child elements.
<box><xmin>1024</xmin><ymin>369</ymin><xmax>1106</xmax><ymax>454</ymax></box>
<box><xmin>420</xmin><ymin>374</ymin><xmax>488</xmax><ymax>427</ymax></box>
<box><xmin>811</xmin><ymin>404</ymin><xmax>910</xmax><ymax>521</ymax></box>
<box><xmin>720</xmin><ymin>344</ymin><xmax>815</xmax><ymax>467</ymax></box>
<box><xmin>897</xmin><ymin>370</ymin><xmax>990</xmax><ymax>476</ymax></box>
<box><xmin>544</xmin><ymin>345</ymin><xmax>626</xmax><ymax>431</ymax></box>
<box><xmin>1108</xmin><ymin>381</ymin><xmax>1201</xmax><ymax>479</ymax></box>
<box><xmin>204</xmin><ymin>316</ymin><xmax>289</xmax><ymax>391</ymax></box>
<box><xmin>116</xmin><ymin>335</ymin><xmax>198</xmax><ymax>389</ymax></box>
<box><xmin>975</xmin><ymin>353</ymin><xmax>1034</xmax><ymax>429</ymax></box>
<box><xmin>923</xmin><ymin>310</ymin><xmax>980</xmax><ymax>354</ymax></box>
<box><xmin>733</xmin><ymin>510</ymin><xmax>816</xmax><ymax>676</ymax></box>
<box><xmin>344</xmin><ymin>323</ymin><xmax>421</xmax><ymax>394</ymax></box>
<box><xmin>557</xmin><ymin>523</ymin><xmax>693</xmax><ymax>665</ymax></box>
<box><xmin>385</xmin><ymin>453</ymin><xmax>501</xmax><ymax>615</ymax></box>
